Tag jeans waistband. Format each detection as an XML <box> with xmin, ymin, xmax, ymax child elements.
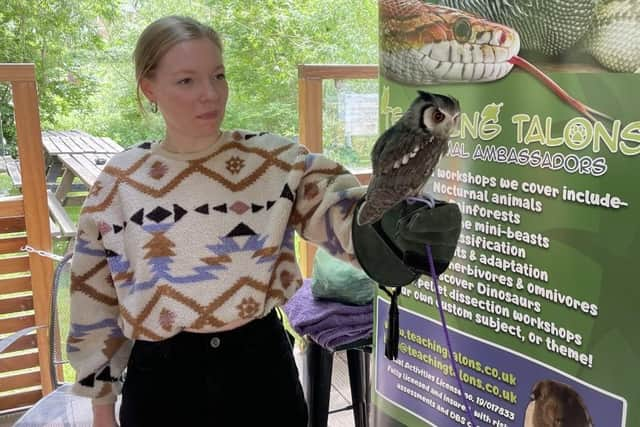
<box><xmin>132</xmin><ymin>308</ymin><xmax>280</xmax><ymax>352</ymax></box>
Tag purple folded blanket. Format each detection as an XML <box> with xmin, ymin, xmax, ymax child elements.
<box><xmin>314</xmin><ymin>323</ymin><xmax>372</xmax><ymax>351</ymax></box>
<box><xmin>284</xmin><ymin>279</ymin><xmax>373</xmax><ymax>344</ymax></box>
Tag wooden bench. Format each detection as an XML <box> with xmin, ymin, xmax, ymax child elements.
<box><xmin>46</xmin><ymin>191</ymin><xmax>76</xmax><ymax>242</ymax></box>
<box><xmin>0</xmin><ymin>190</ymin><xmax>77</xmax><ymax>245</ymax></box>
<box><xmin>5</xmin><ymin>158</ymin><xmax>22</xmax><ymax>187</ymax></box>
<box><xmin>5</xmin><ymin>158</ymin><xmax>87</xmax><ymax>205</ymax></box>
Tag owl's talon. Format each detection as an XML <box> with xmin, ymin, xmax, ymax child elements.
<box><xmin>406</xmin><ymin>195</ymin><xmax>435</xmax><ymax>208</ymax></box>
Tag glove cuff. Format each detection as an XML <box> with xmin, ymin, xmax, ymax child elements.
<box><xmin>352</xmin><ymin>199</ymin><xmax>419</xmax><ymax>287</ymax></box>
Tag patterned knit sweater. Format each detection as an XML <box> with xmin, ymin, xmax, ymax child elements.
<box><xmin>68</xmin><ymin>130</ymin><xmax>366</xmax><ymax>403</ymax></box>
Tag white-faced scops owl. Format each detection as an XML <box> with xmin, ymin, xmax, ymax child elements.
<box><xmin>357</xmin><ymin>90</ymin><xmax>460</xmax><ymax>225</ymax></box>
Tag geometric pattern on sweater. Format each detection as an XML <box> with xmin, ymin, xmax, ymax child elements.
<box><xmin>203</xmin><ymin>201</ymin><xmax>276</xmax><ymax>215</ymax></box>
<box><xmin>75</xmin><ymin>232</ymin><xmax>286</xmax><ymax>338</ymax></box>
<box><xmin>78</xmin><ymin>366</ymin><xmax>120</xmax><ymax>388</ymax></box>
<box><xmin>227</xmin><ymin>222</ymin><xmax>256</xmax><ymax>237</ymax></box>
<box><xmin>67</xmin><ymin>130</ymin><xmax>367</xmax><ymax>403</ymax></box>
<box><xmin>118</xmin><ymin>275</ymin><xmax>276</xmax><ymax>340</ymax></box>
<box><xmin>112</xmin><ymin>229</ymin><xmax>278</xmax><ymax>294</ymax></box>
<box><xmin>83</xmin><ymin>142</ymin><xmax>299</xmax><ymax>213</ymax></box>
<box><xmin>323</xmin><ymin>195</ymin><xmax>360</xmax><ymax>256</ymax></box>
<box><xmin>287</xmin><ymin>157</ymin><xmax>355</xmax><ymax>253</ymax></box>
<box><xmin>122</xmin><ymin>200</ymin><xmax>280</xmax><ymax>228</ymax></box>
<box><xmin>67</xmin><ymin>318</ymin><xmax>125</xmax><ymax>354</ymax></box>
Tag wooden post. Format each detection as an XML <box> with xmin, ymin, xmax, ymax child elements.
<box><xmin>3</xmin><ymin>64</ymin><xmax>55</xmax><ymax>396</ymax></box>
<box><xmin>297</xmin><ymin>64</ymin><xmax>378</xmax><ymax>278</ymax></box>
<box><xmin>297</xmin><ymin>65</ymin><xmax>324</xmax><ymax>278</ymax></box>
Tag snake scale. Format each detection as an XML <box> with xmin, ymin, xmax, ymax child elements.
<box><xmin>381</xmin><ymin>0</ymin><xmax>640</xmax><ymax>87</ymax></box>
<box><xmin>587</xmin><ymin>0</ymin><xmax>640</xmax><ymax>72</ymax></box>
<box><xmin>438</xmin><ymin>0</ymin><xmax>640</xmax><ymax>73</ymax></box>
<box><xmin>381</xmin><ymin>0</ymin><xmax>636</xmax><ymax>120</ymax></box>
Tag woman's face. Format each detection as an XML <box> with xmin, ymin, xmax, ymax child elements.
<box><xmin>142</xmin><ymin>37</ymin><xmax>228</xmax><ymax>141</ymax></box>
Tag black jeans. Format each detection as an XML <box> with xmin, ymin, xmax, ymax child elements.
<box><xmin>119</xmin><ymin>309</ymin><xmax>308</xmax><ymax>427</ymax></box>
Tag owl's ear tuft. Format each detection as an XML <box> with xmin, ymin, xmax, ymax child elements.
<box><xmin>417</xmin><ymin>90</ymin><xmax>434</xmax><ymax>102</ymax></box>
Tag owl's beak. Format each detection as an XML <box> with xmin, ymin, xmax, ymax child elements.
<box><xmin>448</xmin><ymin>112</ymin><xmax>461</xmax><ymax>135</ymax></box>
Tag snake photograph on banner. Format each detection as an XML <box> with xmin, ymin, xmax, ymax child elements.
<box><xmin>374</xmin><ymin>0</ymin><xmax>639</xmax><ymax>426</ymax></box>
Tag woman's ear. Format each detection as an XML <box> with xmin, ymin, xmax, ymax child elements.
<box><xmin>140</xmin><ymin>78</ymin><xmax>155</xmax><ymax>103</ymax></box>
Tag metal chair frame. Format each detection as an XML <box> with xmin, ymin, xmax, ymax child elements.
<box><xmin>0</xmin><ymin>254</ymin><xmax>98</xmax><ymax>425</ymax></box>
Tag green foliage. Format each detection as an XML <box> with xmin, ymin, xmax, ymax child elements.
<box><xmin>2</xmin><ymin>0</ymin><xmax>378</xmax><ymax>157</ymax></box>
<box><xmin>0</xmin><ymin>93</ymin><xmax>16</xmax><ymax>157</ymax></box>
<box><xmin>0</xmin><ymin>173</ymin><xmax>20</xmax><ymax>197</ymax></box>
<box><xmin>209</xmin><ymin>0</ymin><xmax>378</xmax><ymax>137</ymax></box>
<box><xmin>0</xmin><ymin>0</ymin><xmax>119</xmax><ymax>154</ymax></box>
<box><xmin>58</xmin><ymin>0</ymin><xmax>378</xmax><ymax>147</ymax></box>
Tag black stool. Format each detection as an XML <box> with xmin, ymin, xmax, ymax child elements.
<box><xmin>305</xmin><ymin>338</ymin><xmax>372</xmax><ymax>427</ymax></box>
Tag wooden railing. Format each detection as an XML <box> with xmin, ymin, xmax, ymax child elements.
<box><xmin>0</xmin><ymin>64</ymin><xmax>55</xmax><ymax>412</ymax></box>
<box><xmin>297</xmin><ymin>64</ymin><xmax>378</xmax><ymax>277</ymax></box>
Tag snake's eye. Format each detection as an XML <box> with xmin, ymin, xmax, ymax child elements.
<box><xmin>432</xmin><ymin>110</ymin><xmax>445</xmax><ymax>123</ymax></box>
<box><xmin>453</xmin><ymin>18</ymin><xmax>472</xmax><ymax>43</ymax></box>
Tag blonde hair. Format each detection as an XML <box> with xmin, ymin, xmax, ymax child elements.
<box><xmin>133</xmin><ymin>16</ymin><xmax>223</xmax><ymax>112</ymax></box>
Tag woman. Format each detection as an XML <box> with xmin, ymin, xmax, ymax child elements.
<box><xmin>68</xmin><ymin>16</ymin><xmax>461</xmax><ymax>427</ymax></box>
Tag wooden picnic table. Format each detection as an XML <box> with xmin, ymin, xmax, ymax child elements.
<box><xmin>42</xmin><ymin>130</ymin><xmax>123</xmax><ymax>192</ymax></box>
<box><xmin>45</xmin><ymin>131</ymin><xmax>123</xmax><ymax>203</ymax></box>
<box><xmin>41</xmin><ymin>130</ymin><xmax>123</xmax><ymax>155</ymax></box>
<box><xmin>3</xmin><ymin>130</ymin><xmax>123</xmax><ymax>244</ymax></box>
<box><xmin>6</xmin><ymin>130</ymin><xmax>123</xmax><ymax>194</ymax></box>
<box><xmin>55</xmin><ymin>152</ymin><xmax>111</xmax><ymax>193</ymax></box>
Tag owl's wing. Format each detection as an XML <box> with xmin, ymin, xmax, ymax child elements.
<box><xmin>370</xmin><ymin>127</ymin><xmax>394</xmax><ymax>176</ymax></box>
<box><xmin>373</xmin><ymin>129</ymin><xmax>428</xmax><ymax>191</ymax></box>
<box><xmin>359</xmin><ymin>129</ymin><xmax>431</xmax><ymax>225</ymax></box>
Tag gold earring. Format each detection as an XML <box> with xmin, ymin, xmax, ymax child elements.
<box><xmin>151</xmin><ymin>102</ymin><xmax>158</xmax><ymax>113</ymax></box>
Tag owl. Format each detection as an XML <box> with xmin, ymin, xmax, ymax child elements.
<box><xmin>357</xmin><ymin>91</ymin><xmax>460</xmax><ymax>225</ymax></box>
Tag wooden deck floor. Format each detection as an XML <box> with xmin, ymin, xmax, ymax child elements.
<box><xmin>327</xmin><ymin>351</ymin><xmax>359</xmax><ymax>427</ymax></box>
<box><xmin>293</xmin><ymin>345</ymin><xmax>371</xmax><ymax>427</ymax></box>
<box><xmin>0</xmin><ymin>350</ymin><xmax>364</xmax><ymax>427</ymax></box>
<box><xmin>0</xmin><ymin>411</ymin><xmax>22</xmax><ymax>427</ymax></box>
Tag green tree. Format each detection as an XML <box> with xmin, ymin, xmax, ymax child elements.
<box><xmin>57</xmin><ymin>0</ymin><xmax>378</xmax><ymax>146</ymax></box>
<box><xmin>209</xmin><ymin>0</ymin><xmax>378</xmax><ymax>137</ymax></box>
<box><xmin>0</xmin><ymin>0</ymin><xmax>119</xmax><ymax>155</ymax></box>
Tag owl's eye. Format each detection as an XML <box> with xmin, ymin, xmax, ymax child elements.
<box><xmin>432</xmin><ymin>110</ymin><xmax>445</xmax><ymax>123</ymax></box>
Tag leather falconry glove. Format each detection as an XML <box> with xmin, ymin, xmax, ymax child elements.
<box><xmin>352</xmin><ymin>198</ymin><xmax>462</xmax><ymax>359</ymax></box>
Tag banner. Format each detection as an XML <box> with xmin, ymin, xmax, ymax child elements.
<box><xmin>374</xmin><ymin>1</ymin><xmax>640</xmax><ymax>425</ymax></box>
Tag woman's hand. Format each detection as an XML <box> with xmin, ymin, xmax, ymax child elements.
<box><xmin>92</xmin><ymin>402</ymin><xmax>118</xmax><ymax>427</ymax></box>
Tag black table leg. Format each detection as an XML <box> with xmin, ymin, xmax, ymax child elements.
<box><xmin>306</xmin><ymin>341</ymin><xmax>334</xmax><ymax>427</ymax></box>
<box><xmin>347</xmin><ymin>349</ymin><xmax>370</xmax><ymax>427</ymax></box>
